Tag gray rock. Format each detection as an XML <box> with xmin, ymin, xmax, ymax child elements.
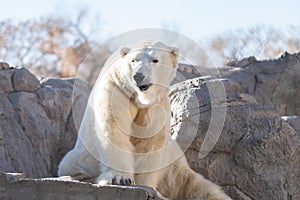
<box><xmin>0</xmin><ymin>62</ymin><xmax>10</xmax><ymax>70</ymax></box>
<box><xmin>0</xmin><ymin>171</ymin><xmax>162</xmax><ymax>200</ymax></box>
<box><xmin>41</xmin><ymin>77</ymin><xmax>75</xmax><ymax>89</ymax></box>
<box><xmin>178</xmin><ymin>52</ymin><xmax>300</xmax><ymax>116</ymax></box>
<box><xmin>12</xmin><ymin>68</ymin><xmax>40</xmax><ymax>92</ymax></box>
<box><xmin>282</xmin><ymin>116</ymin><xmax>300</xmax><ymax>135</ymax></box>
<box><xmin>227</xmin><ymin>56</ymin><xmax>257</xmax><ymax>68</ymax></box>
<box><xmin>7</xmin><ymin>91</ymin><xmax>57</xmax><ymax>177</ymax></box>
<box><xmin>0</xmin><ymin>69</ymin><xmax>14</xmax><ymax>93</ymax></box>
<box><xmin>221</xmin><ymin>52</ymin><xmax>300</xmax><ymax>116</ymax></box>
<box><xmin>170</xmin><ymin>77</ymin><xmax>300</xmax><ymax>200</ymax></box>
<box><xmin>0</xmin><ymin>69</ymin><xmax>77</xmax><ymax>178</ymax></box>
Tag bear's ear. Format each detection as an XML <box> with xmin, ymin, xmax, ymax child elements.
<box><xmin>170</xmin><ymin>46</ymin><xmax>179</xmax><ymax>67</ymax></box>
<box><xmin>120</xmin><ymin>47</ymin><xmax>131</xmax><ymax>57</ymax></box>
<box><xmin>170</xmin><ymin>46</ymin><xmax>179</xmax><ymax>58</ymax></box>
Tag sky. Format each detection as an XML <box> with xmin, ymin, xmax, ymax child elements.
<box><xmin>1</xmin><ymin>0</ymin><xmax>300</xmax><ymax>42</ymax></box>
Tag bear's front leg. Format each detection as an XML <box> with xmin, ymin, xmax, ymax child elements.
<box><xmin>95</xmin><ymin>131</ymin><xmax>136</xmax><ymax>186</ymax></box>
<box><xmin>96</xmin><ymin>153</ymin><xmax>135</xmax><ymax>186</ymax></box>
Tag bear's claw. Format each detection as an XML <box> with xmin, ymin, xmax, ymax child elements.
<box><xmin>112</xmin><ymin>175</ymin><xmax>135</xmax><ymax>185</ymax></box>
<box><xmin>96</xmin><ymin>172</ymin><xmax>135</xmax><ymax>186</ymax></box>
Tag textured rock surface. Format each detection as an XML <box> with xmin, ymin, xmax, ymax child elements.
<box><xmin>170</xmin><ymin>77</ymin><xmax>300</xmax><ymax>200</ymax></box>
<box><xmin>0</xmin><ymin>172</ymin><xmax>161</xmax><ymax>200</ymax></box>
<box><xmin>178</xmin><ymin>52</ymin><xmax>300</xmax><ymax>116</ymax></box>
<box><xmin>220</xmin><ymin>52</ymin><xmax>300</xmax><ymax>116</ymax></box>
<box><xmin>0</xmin><ymin>62</ymin><xmax>10</xmax><ymax>70</ymax></box>
<box><xmin>282</xmin><ymin>116</ymin><xmax>300</xmax><ymax>135</ymax></box>
<box><xmin>0</xmin><ymin>68</ymin><xmax>77</xmax><ymax>178</ymax></box>
<box><xmin>0</xmin><ymin>64</ymin><xmax>299</xmax><ymax>200</ymax></box>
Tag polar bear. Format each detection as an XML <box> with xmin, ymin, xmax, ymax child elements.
<box><xmin>58</xmin><ymin>40</ymin><xmax>232</xmax><ymax>200</ymax></box>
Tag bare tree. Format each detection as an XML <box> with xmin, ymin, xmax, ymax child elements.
<box><xmin>208</xmin><ymin>25</ymin><xmax>300</xmax><ymax>65</ymax></box>
<box><xmin>0</xmin><ymin>10</ymin><xmax>103</xmax><ymax>78</ymax></box>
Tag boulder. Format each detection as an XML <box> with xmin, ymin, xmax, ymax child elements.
<box><xmin>221</xmin><ymin>52</ymin><xmax>300</xmax><ymax>116</ymax></box>
<box><xmin>0</xmin><ymin>62</ymin><xmax>10</xmax><ymax>70</ymax></box>
<box><xmin>0</xmin><ymin>68</ymin><xmax>77</xmax><ymax>177</ymax></box>
<box><xmin>0</xmin><ymin>172</ymin><xmax>161</xmax><ymax>200</ymax></box>
<box><xmin>170</xmin><ymin>77</ymin><xmax>300</xmax><ymax>200</ymax></box>
<box><xmin>12</xmin><ymin>68</ymin><xmax>40</xmax><ymax>92</ymax></box>
<box><xmin>0</xmin><ymin>69</ymin><xmax>14</xmax><ymax>93</ymax></box>
<box><xmin>282</xmin><ymin>116</ymin><xmax>300</xmax><ymax>135</ymax></box>
<box><xmin>177</xmin><ymin>52</ymin><xmax>300</xmax><ymax>117</ymax></box>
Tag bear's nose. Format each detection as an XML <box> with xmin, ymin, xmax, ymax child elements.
<box><xmin>133</xmin><ymin>73</ymin><xmax>145</xmax><ymax>83</ymax></box>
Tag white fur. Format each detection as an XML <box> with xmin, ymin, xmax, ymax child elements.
<box><xmin>58</xmin><ymin>40</ymin><xmax>232</xmax><ymax>200</ymax></box>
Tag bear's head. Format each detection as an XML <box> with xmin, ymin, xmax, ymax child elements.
<box><xmin>119</xmin><ymin>40</ymin><xmax>179</xmax><ymax>107</ymax></box>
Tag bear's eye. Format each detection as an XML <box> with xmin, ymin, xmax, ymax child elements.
<box><xmin>131</xmin><ymin>59</ymin><xmax>136</xmax><ymax>63</ymax></box>
<box><xmin>152</xmin><ymin>59</ymin><xmax>159</xmax><ymax>63</ymax></box>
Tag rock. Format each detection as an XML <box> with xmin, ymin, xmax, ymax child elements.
<box><xmin>4</xmin><ymin>172</ymin><xmax>28</xmax><ymax>182</ymax></box>
<box><xmin>220</xmin><ymin>52</ymin><xmax>300</xmax><ymax>116</ymax></box>
<box><xmin>170</xmin><ymin>77</ymin><xmax>300</xmax><ymax>200</ymax></box>
<box><xmin>7</xmin><ymin>91</ymin><xmax>60</xmax><ymax>177</ymax></box>
<box><xmin>0</xmin><ymin>171</ymin><xmax>162</xmax><ymax>200</ymax></box>
<box><xmin>177</xmin><ymin>52</ymin><xmax>300</xmax><ymax>116</ymax></box>
<box><xmin>227</xmin><ymin>56</ymin><xmax>257</xmax><ymax>68</ymax></box>
<box><xmin>0</xmin><ymin>62</ymin><xmax>10</xmax><ymax>70</ymax></box>
<box><xmin>41</xmin><ymin>77</ymin><xmax>75</xmax><ymax>89</ymax></box>
<box><xmin>0</xmin><ymin>69</ymin><xmax>14</xmax><ymax>93</ymax></box>
<box><xmin>12</xmin><ymin>68</ymin><xmax>40</xmax><ymax>92</ymax></box>
<box><xmin>0</xmin><ymin>68</ymin><xmax>78</xmax><ymax>178</ymax></box>
<box><xmin>282</xmin><ymin>116</ymin><xmax>300</xmax><ymax>135</ymax></box>
<box><xmin>173</xmin><ymin>64</ymin><xmax>201</xmax><ymax>84</ymax></box>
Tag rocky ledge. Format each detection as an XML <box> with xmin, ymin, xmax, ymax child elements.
<box><xmin>0</xmin><ymin>172</ymin><xmax>161</xmax><ymax>200</ymax></box>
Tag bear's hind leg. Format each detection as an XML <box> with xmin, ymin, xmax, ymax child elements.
<box><xmin>178</xmin><ymin>169</ymin><xmax>232</xmax><ymax>200</ymax></box>
<box><xmin>58</xmin><ymin>148</ymin><xmax>100</xmax><ymax>183</ymax></box>
<box><xmin>157</xmin><ymin>158</ymin><xmax>232</xmax><ymax>200</ymax></box>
